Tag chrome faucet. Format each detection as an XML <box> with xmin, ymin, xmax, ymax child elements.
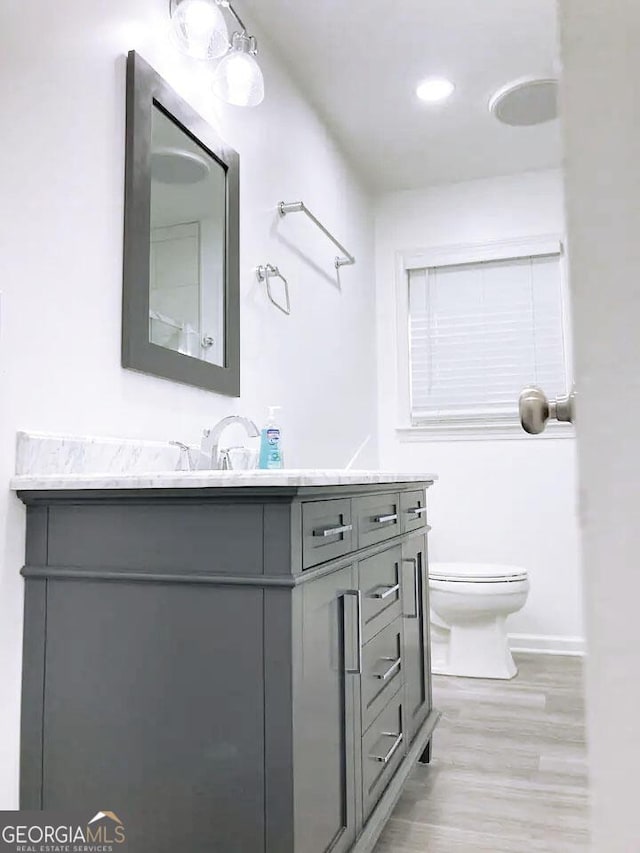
<box><xmin>198</xmin><ymin>416</ymin><xmax>260</xmax><ymax>470</ymax></box>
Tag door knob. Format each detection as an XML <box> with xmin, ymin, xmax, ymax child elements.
<box><xmin>519</xmin><ymin>386</ymin><xmax>575</xmax><ymax>435</ymax></box>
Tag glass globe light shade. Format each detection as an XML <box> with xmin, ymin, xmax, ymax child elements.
<box><xmin>212</xmin><ymin>33</ymin><xmax>265</xmax><ymax>107</ymax></box>
<box><xmin>170</xmin><ymin>0</ymin><xmax>229</xmax><ymax>61</ymax></box>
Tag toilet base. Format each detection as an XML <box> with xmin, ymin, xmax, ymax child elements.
<box><xmin>431</xmin><ymin>616</ymin><xmax>518</xmax><ymax>680</ymax></box>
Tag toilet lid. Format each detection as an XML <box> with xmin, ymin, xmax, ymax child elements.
<box><xmin>430</xmin><ymin>562</ymin><xmax>528</xmax><ymax>583</ymax></box>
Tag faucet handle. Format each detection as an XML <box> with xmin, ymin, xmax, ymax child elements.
<box><xmin>243</xmin><ymin>418</ymin><xmax>260</xmax><ymax>438</ymax></box>
<box><xmin>170</xmin><ymin>441</ymin><xmax>194</xmax><ymax>472</ymax></box>
<box><xmin>222</xmin><ymin>446</ymin><xmax>256</xmax><ymax>470</ymax></box>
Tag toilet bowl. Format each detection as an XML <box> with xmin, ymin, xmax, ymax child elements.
<box><xmin>429</xmin><ymin>563</ymin><xmax>529</xmax><ymax>680</ymax></box>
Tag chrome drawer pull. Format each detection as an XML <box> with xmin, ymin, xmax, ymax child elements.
<box><xmin>369</xmin><ymin>732</ymin><xmax>404</xmax><ymax>764</ymax></box>
<box><xmin>314</xmin><ymin>523</ymin><xmax>353</xmax><ymax>538</ymax></box>
<box><xmin>374</xmin><ymin>513</ymin><xmax>398</xmax><ymax>525</ymax></box>
<box><xmin>371</xmin><ymin>583</ymin><xmax>400</xmax><ymax>600</ymax></box>
<box><xmin>373</xmin><ymin>656</ymin><xmax>401</xmax><ymax>681</ymax></box>
<box><xmin>403</xmin><ymin>557</ymin><xmax>419</xmax><ymax>619</ymax></box>
<box><xmin>408</xmin><ymin>506</ymin><xmax>427</xmax><ymax>516</ymax></box>
<box><xmin>344</xmin><ymin>590</ymin><xmax>362</xmax><ymax>674</ymax></box>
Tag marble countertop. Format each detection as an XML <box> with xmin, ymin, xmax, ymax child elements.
<box><xmin>11</xmin><ymin>431</ymin><xmax>436</xmax><ymax>491</ymax></box>
<box><xmin>11</xmin><ymin>469</ymin><xmax>437</xmax><ymax>491</ymax></box>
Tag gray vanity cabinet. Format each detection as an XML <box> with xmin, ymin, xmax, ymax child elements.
<box><xmin>18</xmin><ymin>481</ymin><xmax>438</xmax><ymax>853</ymax></box>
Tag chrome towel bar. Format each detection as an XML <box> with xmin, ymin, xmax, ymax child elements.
<box><xmin>278</xmin><ymin>200</ymin><xmax>356</xmax><ymax>269</ymax></box>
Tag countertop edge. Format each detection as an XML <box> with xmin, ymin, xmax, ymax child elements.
<box><xmin>10</xmin><ymin>471</ymin><xmax>438</xmax><ymax>492</ymax></box>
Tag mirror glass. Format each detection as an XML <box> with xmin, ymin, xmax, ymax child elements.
<box><xmin>149</xmin><ymin>104</ymin><xmax>226</xmax><ymax>366</ymax></box>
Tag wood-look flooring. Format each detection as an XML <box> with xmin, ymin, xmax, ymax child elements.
<box><xmin>374</xmin><ymin>653</ymin><xmax>589</xmax><ymax>852</ymax></box>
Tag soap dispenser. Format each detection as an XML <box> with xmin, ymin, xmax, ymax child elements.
<box><xmin>258</xmin><ymin>406</ymin><xmax>284</xmax><ymax>470</ymax></box>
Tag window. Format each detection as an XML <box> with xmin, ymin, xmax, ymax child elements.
<box><xmin>405</xmin><ymin>242</ymin><xmax>571</xmax><ymax>433</ymax></box>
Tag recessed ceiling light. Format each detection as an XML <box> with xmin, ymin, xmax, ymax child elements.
<box><xmin>416</xmin><ymin>77</ymin><xmax>455</xmax><ymax>104</ymax></box>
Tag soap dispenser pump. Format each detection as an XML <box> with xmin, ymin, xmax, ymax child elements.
<box><xmin>258</xmin><ymin>406</ymin><xmax>284</xmax><ymax>470</ymax></box>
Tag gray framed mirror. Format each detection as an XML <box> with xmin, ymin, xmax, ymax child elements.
<box><xmin>122</xmin><ymin>51</ymin><xmax>240</xmax><ymax>395</ymax></box>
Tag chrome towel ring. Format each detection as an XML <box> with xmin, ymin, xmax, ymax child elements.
<box><xmin>256</xmin><ymin>264</ymin><xmax>291</xmax><ymax>315</ymax></box>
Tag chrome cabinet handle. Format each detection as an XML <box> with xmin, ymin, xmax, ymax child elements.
<box><xmin>403</xmin><ymin>557</ymin><xmax>419</xmax><ymax>619</ymax></box>
<box><xmin>371</xmin><ymin>583</ymin><xmax>400</xmax><ymax>600</ymax></box>
<box><xmin>314</xmin><ymin>524</ymin><xmax>353</xmax><ymax>538</ymax></box>
<box><xmin>375</xmin><ymin>513</ymin><xmax>398</xmax><ymax>524</ymax></box>
<box><xmin>369</xmin><ymin>732</ymin><xmax>404</xmax><ymax>764</ymax></box>
<box><xmin>519</xmin><ymin>386</ymin><xmax>576</xmax><ymax>435</ymax></box>
<box><xmin>373</xmin><ymin>656</ymin><xmax>402</xmax><ymax>681</ymax></box>
<box><xmin>408</xmin><ymin>506</ymin><xmax>427</xmax><ymax>517</ymax></box>
<box><xmin>344</xmin><ymin>590</ymin><xmax>362</xmax><ymax>675</ymax></box>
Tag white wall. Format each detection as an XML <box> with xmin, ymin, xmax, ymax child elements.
<box><xmin>560</xmin><ymin>2</ymin><xmax>640</xmax><ymax>848</ymax></box>
<box><xmin>375</xmin><ymin>169</ymin><xmax>584</xmax><ymax>652</ymax></box>
<box><xmin>0</xmin><ymin>0</ymin><xmax>377</xmax><ymax>808</ymax></box>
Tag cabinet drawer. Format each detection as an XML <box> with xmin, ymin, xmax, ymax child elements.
<box><xmin>302</xmin><ymin>499</ymin><xmax>354</xmax><ymax>569</ymax></box>
<box><xmin>361</xmin><ymin>617</ymin><xmax>403</xmax><ymax>733</ymax></box>
<box><xmin>362</xmin><ymin>690</ymin><xmax>406</xmax><ymax>820</ymax></box>
<box><xmin>355</xmin><ymin>493</ymin><xmax>401</xmax><ymax>550</ymax></box>
<box><xmin>360</xmin><ymin>546</ymin><xmax>402</xmax><ymax>644</ymax></box>
<box><xmin>400</xmin><ymin>490</ymin><xmax>428</xmax><ymax>534</ymax></box>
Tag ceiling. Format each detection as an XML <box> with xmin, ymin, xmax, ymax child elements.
<box><xmin>241</xmin><ymin>0</ymin><xmax>563</xmax><ymax>193</ymax></box>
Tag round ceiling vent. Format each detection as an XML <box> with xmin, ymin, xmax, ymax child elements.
<box><xmin>489</xmin><ymin>77</ymin><xmax>559</xmax><ymax>126</ymax></box>
<box><xmin>151</xmin><ymin>147</ymin><xmax>211</xmax><ymax>184</ymax></box>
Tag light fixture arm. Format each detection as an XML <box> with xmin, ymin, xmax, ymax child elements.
<box><xmin>168</xmin><ymin>0</ymin><xmax>248</xmax><ymax>35</ymax></box>
<box><xmin>217</xmin><ymin>0</ymin><xmax>247</xmax><ymax>34</ymax></box>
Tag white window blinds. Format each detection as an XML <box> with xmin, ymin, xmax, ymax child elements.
<box><xmin>408</xmin><ymin>253</ymin><xmax>568</xmax><ymax>425</ymax></box>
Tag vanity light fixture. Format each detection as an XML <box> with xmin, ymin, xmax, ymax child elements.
<box><xmin>169</xmin><ymin>0</ymin><xmax>265</xmax><ymax>106</ymax></box>
<box><xmin>169</xmin><ymin>0</ymin><xmax>229</xmax><ymax>60</ymax></box>
<box><xmin>416</xmin><ymin>77</ymin><xmax>455</xmax><ymax>103</ymax></box>
<box><xmin>212</xmin><ymin>31</ymin><xmax>264</xmax><ymax>107</ymax></box>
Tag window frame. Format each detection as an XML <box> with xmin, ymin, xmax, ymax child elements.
<box><xmin>394</xmin><ymin>235</ymin><xmax>575</xmax><ymax>440</ymax></box>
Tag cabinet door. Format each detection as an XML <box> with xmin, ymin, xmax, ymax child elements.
<box><xmin>41</xmin><ymin>580</ymin><xmax>265</xmax><ymax>853</ymax></box>
<box><xmin>401</xmin><ymin>533</ymin><xmax>432</xmax><ymax>742</ymax></box>
<box><xmin>294</xmin><ymin>564</ymin><xmax>358</xmax><ymax>853</ymax></box>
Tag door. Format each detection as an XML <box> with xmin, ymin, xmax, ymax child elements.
<box><xmin>293</xmin><ymin>564</ymin><xmax>358</xmax><ymax>853</ymax></box>
<box><xmin>401</xmin><ymin>532</ymin><xmax>432</xmax><ymax>742</ymax></box>
<box><xmin>560</xmin><ymin>6</ymin><xmax>640</xmax><ymax>849</ymax></box>
<box><xmin>149</xmin><ymin>222</ymin><xmax>202</xmax><ymax>356</ymax></box>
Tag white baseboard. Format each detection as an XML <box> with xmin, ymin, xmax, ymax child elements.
<box><xmin>508</xmin><ymin>633</ymin><xmax>586</xmax><ymax>656</ymax></box>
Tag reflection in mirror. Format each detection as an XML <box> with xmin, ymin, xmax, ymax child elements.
<box><xmin>149</xmin><ymin>105</ymin><xmax>226</xmax><ymax>366</ymax></box>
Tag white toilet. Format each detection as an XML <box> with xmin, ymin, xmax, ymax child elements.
<box><xmin>429</xmin><ymin>563</ymin><xmax>529</xmax><ymax>680</ymax></box>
